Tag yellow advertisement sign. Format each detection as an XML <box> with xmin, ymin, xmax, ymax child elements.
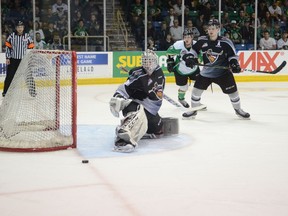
<box><xmin>113</xmin><ymin>51</ymin><xmax>172</xmax><ymax>77</ymax></box>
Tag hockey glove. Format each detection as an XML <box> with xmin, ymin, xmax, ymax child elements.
<box><xmin>182</xmin><ymin>53</ymin><xmax>198</xmax><ymax>68</ymax></box>
<box><xmin>109</xmin><ymin>94</ymin><xmax>132</xmax><ymax>117</ymax></box>
<box><xmin>229</xmin><ymin>59</ymin><xmax>241</xmax><ymax>73</ymax></box>
<box><xmin>166</xmin><ymin>56</ymin><xmax>176</xmax><ymax>73</ymax></box>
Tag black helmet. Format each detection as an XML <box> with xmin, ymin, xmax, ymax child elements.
<box><xmin>183</xmin><ymin>29</ymin><xmax>193</xmax><ymax>36</ymax></box>
<box><xmin>16</xmin><ymin>20</ymin><xmax>24</xmax><ymax>27</ymax></box>
<box><xmin>208</xmin><ymin>19</ymin><xmax>220</xmax><ymax>27</ymax></box>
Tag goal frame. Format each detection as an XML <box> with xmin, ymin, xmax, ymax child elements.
<box><xmin>0</xmin><ymin>50</ymin><xmax>77</xmax><ymax>152</ymax></box>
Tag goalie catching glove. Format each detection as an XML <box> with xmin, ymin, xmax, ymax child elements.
<box><xmin>182</xmin><ymin>53</ymin><xmax>198</xmax><ymax>68</ymax></box>
<box><xmin>229</xmin><ymin>59</ymin><xmax>241</xmax><ymax>73</ymax></box>
<box><xmin>109</xmin><ymin>93</ymin><xmax>132</xmax><ymax>117</ymax></box>
<box><xmin>166</xmin><ymin>56</ymin><xmax>176</xmax><ymax>73</ymax></box>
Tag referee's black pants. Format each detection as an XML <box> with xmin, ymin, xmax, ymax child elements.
<box><xmin>3</xmin><ymin>58</ymin><xmax>21</xmax><ymax>96</ymax></box>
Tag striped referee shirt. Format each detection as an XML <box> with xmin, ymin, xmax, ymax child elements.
<box><xmin>5</xmin><ymin>32</ymin><xmax>34</xmax><ymax>60</ymax></box>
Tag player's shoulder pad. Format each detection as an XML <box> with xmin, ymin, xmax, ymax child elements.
<box><xmin>220</xmin><ymin>36</ymin><xmax>234</xmax><ymax>47</ymax></box>
<box><xmin>197</xmin><ymin>35</ymin><xmax>208</xmax><ymax>41</ymax></box>
<box><xmin>174</xmin><ymin>40</ymin><xmax>183</xmax><ymax>46</ymax></box>
<box><xmin>129</xmin><ymin>66</ymin><xmax>143</xmax><ymax>75</ymax></box>
<box><xmin>220</xmin><ymin>36</ymin><xmax>229</xmax><ymax>42</ymax></box>
<box><xmin>154</xmin><ymin>65</ymin><xmax>164</xmax><ymax>75</ymax></box>
<box><xmin>128</xmin><ymin>66</ymin><xmax>146</xmax><ymax>80</ymax></box>
<box><xmin>168</xmin><ymin>40</ymin><xmax>183</xmax><ymax>50</ymax></box>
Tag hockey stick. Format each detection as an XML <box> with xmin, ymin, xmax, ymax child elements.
<box><xmin>194</xmin><ymin>61</ymin><xmax>287</xmax><ymax>74</ymax></box>
<box><xmin>162</xmin><ymin>94</ymin><xmax>183</xmax><ymax>109</ymax></box>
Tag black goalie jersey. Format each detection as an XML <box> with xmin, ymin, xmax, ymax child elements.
<box><xmin>115</xmin><ymin>66</ymin><xmax>165</xmax><ymax>115</ymax></box>
<box><xmin>193</xmin><ymin>35</ymin><xmax>238</xmax><ymax>78</ymax></box>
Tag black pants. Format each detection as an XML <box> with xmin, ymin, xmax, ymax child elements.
<box><xmin>194</xmin><ymin>72</ymin><xmax>238</xmax><ymax>94</ymax></box>
<box><xmin>3</xmin><ymin>58</ymin><xmax>21</xmax><ymax>95</ymax></box>
<box><xmin>174</xmin><ymin>68</ymin><xmax>200</xmax><ymax>86</ymax></box>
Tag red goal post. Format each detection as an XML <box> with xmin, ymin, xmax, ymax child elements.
<box><xmin>0</xmin><ymin>50</ymin><xmax>77</xmax><ymax>152</ymax></box>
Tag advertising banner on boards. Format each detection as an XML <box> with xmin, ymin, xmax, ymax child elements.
<box><xmin>112</xmin><ymin>51</ymin><xmax>173</xmax><ymax>78</ymax></box>
<box><xmin>0</xmin><ymin>50</ymin><xmax>287</xmax><ymax>83</ymax></box>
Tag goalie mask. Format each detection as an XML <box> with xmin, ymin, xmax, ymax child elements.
<box><xmin>141</xmin><ymin>50</ymin><xmax>158</xmax><ymax>76</ymax></box>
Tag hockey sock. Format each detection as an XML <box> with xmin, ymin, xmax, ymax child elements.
<box><xmin>228</xmin><ymin>91</ymin><xmax>241</xmax><ymax>110</ymax></box>
<box><xmin>178</xmin><ymin>84</ymin><xmax>188</xmax><ymax>100</ymax></box>
<box><xmin>191</xmin><ymin>87</ymin><xmax>204</xmax><ymax>107</ymax></box>
<box><xmin>178</xmin><ymin>90</ymin><xmax>186</xmax><ymax>100</ymax></box>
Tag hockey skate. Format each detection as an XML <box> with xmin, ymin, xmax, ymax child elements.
<box><xmin>198</xmin><ymin>103</ymin><xmax>207</xmax><ymax>111</ymax></box>
<box><xmin>235</xmin><ymin>108</ymin><xmax>250</xmax><ymax>119</ymax></box>
<box><xmin>182</xmin><ymin>103</ymin><xmax>208</xmax><ymax>119</ymax></box>
<box><xmin>182</xmin><ymin>110</ymin><xmax>197</xmax><ymax>119</ymax></box>
<box><xmin>178</xmin><ymin>98</ymin><xmax>189</xmax><ymax>108</ymax></box>
<box><xmin>114</xmin><ymin>138</ymin><xmax>136</xmax><ymax>153</ymax></box>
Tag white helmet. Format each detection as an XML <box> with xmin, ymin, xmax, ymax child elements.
<box><xmin>141</xmin><ymin>49</ymin><xmax>158</xmax><ymax>75</ymax></box>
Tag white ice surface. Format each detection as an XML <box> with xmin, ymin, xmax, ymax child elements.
<box><xmin>1</xmin><ymin>82</ymin><xmax>288</xmax><ymax>216</ymax></box>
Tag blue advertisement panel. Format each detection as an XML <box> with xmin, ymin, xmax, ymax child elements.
<box><xmin>77</xmin><ymin>53</ymin><xmax>108</xmax><ymax>65</ymax></box>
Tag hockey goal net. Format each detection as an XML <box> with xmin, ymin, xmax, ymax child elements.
<box><xmin>0</xmin><ymin>50</ymin><xmax>77</xmax><ymax>152</ymax></box>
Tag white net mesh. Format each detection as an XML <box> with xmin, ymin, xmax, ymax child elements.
<box><xmin>0</xmin><ymin>50</ymin><xmax>77</xmax><ymax>151</ymax></box>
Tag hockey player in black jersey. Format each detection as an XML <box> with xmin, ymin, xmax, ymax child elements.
<box><xmin>109</xmin><ymin>50</ymin><xmax>165</xmax><ymax>152</ymax></box>
<box><xmin>182</xmin><ymin>19</ymin><xmax>250</xmax><ymax>119</ymax></box>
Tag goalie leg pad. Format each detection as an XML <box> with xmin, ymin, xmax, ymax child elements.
<box><xmin>115</xmin><ymin>104</ymin><xmax>148</xmax><ymax>150</ymax></box>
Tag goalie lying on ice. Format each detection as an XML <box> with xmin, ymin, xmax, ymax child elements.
<box><xmin>109</xmin><ymin>50</ymin><xmax>171</xmax><ymax>153</ymax></box>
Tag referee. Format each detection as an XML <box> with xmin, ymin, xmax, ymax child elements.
<box><xmin>3</xmin><ymin>20</ymin><xmax>34</xmax><ymax>97</ymax></box>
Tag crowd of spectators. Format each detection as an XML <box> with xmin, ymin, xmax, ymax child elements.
<box><xmin>1</xmin><ymin>0</ymin><xmax>288</xmax><ymax>52</ymax></box>
<box><xmin>1</xmin><ymin>0</ymin><xmax>104</xmax><ymax>51</ymax></box>
<box><xmin>124</xmin><ymin>0</ymin><xmax>288</xmax><ymax>51</ymax></box>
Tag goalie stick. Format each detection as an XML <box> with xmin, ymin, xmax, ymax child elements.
<box><xmin>163</xmin><ymin>94</ymin><xmax>207</xmax><ymax>112</ymax></box>
<box><xmin>119</xmin><ymin>66</ymin><xmax>206</xmax><ymax>111</ymax></box>
<box><xmin>194</xmin><ymin>61</ymin><xmax>287</xmax><ymax>74</ymax></box>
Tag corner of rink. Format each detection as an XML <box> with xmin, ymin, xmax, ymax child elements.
<box><xmin>77</xmin><ymin>124</ymin><xmax>192</xmax><ymax>158</ymax></box>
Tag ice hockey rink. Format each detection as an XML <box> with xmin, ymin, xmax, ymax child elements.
<box><xmin>1</xmin><ymin>81</ymin><xmax>288</xmax><ymax>216</ymax></box>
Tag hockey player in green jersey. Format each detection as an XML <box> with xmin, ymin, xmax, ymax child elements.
<box><xmin>166</xmin><ymin>29</ymin><xmax>205</xmax><ymax>109</ymax></box>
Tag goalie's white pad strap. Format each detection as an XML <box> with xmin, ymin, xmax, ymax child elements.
<box><xmin>109</xmin><ymin>97</ymin><xmax>132</xmax><ymax>117</ymax></box>
<box><xmin>116</xmin><ymin>105</ymin><xmax>148</xmax><ymax>146</ymax></box>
